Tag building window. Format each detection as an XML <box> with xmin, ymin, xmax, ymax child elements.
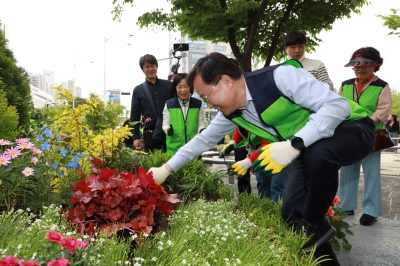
<box><xmin>214</xmin><ymin>45</ymin><xmax>226</xmax><ymax>52</ymax></box>
<box><xmin>189</xmin><ymin>43</ymin><xmax>205</xmax><ymax>50</ymax></box>
<box><xmin>191</xmin><ymin>53</ymin><xmax>205</xmax><ymax>60</ymax></box>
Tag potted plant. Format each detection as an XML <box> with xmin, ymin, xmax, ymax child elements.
<box><xmin>71</xmin><ymin>156</ymin><xmax>180</xmax><ymax>238</ymax></box>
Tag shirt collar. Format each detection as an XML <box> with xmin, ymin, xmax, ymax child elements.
<box><xmin>288</xmin><ymin>54</ymin><xmax>305</xmax><ymax>62</ymax></box>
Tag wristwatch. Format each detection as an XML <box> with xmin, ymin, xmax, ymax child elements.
<box><xmin>290</xmin><ymin>136</ymin><xmax>306</xmax><ymax>153</ymax></box>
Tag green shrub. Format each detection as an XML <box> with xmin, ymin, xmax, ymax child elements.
<box><xmin>0</xmin><ymin>90</ymin><xmax>19</xmax><ymax>140</ymax></box>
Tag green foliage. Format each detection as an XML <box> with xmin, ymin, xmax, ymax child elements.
<box><xmin>391</xmin><ymin>89</ymin><xmax>400</xmax><ymax>116</ymax></box>
<box><xmin>0</xmin><ymin>90</ymin><xmax>20</xmax><ymax>140</ymax></box>
<box><xmin>0</xmin><ymin>24</ymin><xmax>34</xmax><ymax>134</ymax></box>
<box><xmin>377</xmin><ymin>8</ymin><xmax>400</xmax><ymax>37</ymax></box>
<box><xmin>111</xmin><ymin>0</ymin><xmax>368</xmax><ymax>71</ymax></box>
<box><xmin>0</xmin><ymin>205</ymin><xmax>131</xmax><ymax>265</ymax></box>
<box><xmin>134</xmin><ymin>197</ymin><xmax>326</xmax><ymax>265</ymax></box>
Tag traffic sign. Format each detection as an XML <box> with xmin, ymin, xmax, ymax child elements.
<box><xmin>108</xmin><ymin>94</ymin><xmax>120</xmax><ymax>99</ymax></box>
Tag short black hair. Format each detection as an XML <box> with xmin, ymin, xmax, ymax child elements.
<box><xmin>350</xmin><ymin>47</ymin><xmax>383</xmax><ymax>72</ymax></box>
<box><xmin>172</xmin><ymin>73</ymin><xmax>193</xmax><ymax>97</ymax></box>
<box><xmin>187</xmin><ymin>53</ymin><xmax>242</xmax><ymax>89</ymax></box>
<box><xmin>283</xmin><ymin>30</ymin><xmax>307</xmax><ymax>47</ymax></box>
<box><xmin>139</xmin><ymin>54</ymin><xmax>158</xmax><ymax>70</ymax></box>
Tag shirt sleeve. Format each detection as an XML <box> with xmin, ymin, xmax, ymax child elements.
<box><xmin>198</xmin><ymin>106</ymin><xmax>206</xmax><ymax>133</ymax></box>
<box><xmin>274</xmin><ymin>65</ymin><xmax>351</xmax><ymax>147</ymax></box>
<box><xmin>167</xmin><ymin>112</ymin><xmax>237</xmax><ymax>172</ymax></box>
<box><xmin>372</xmin><ymin>83</ymin><xmax>392</xmax><ymax>123</ymax></box>
<box><xmin>316</xmin><ymin>62</ymin><xmax>334</xmax><ymax>91</ymax></box>
<box><xmin>162</xmin><ymin>103</ymin><xmax>170</xmax><ymax>133</ymax></box>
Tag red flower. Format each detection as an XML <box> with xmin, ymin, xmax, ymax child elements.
<box><xmin>47</xmin><ymin>258</ymin><xmax>70</xmax><ymax>266</ymax></box>
<box><xmin>0</xmin><ymin>255</ymin><xmax>23</xmax><ymax>265</ymax></box>
<box><xmin>331</xmin><ymin>196</ymin><xmax>341</xmax><ymax>206</ymax></box>
<box><xmin>22</xmin><ymin>261</ymin><xmax>40</xmax><ymax>266</ymax></box>
<box><xmin>45</xmin><ymin>231</ymin><xmax>63</xmax><ymax>244</ymax></box>
<box><xmin>61</xmin><ymin>237</ymin><xmax>81</xmax><ymax>254</ymax></box>
<box><xmin>332</xmin><ymin>215</ymin><xmax>342</xmax><ymax>223</ymax></box>
<box><xmin>326</xmin><ymin>207</ymin><xmax>335</xmax><ymax>217</ymax></box>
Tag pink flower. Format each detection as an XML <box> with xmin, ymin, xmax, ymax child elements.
<box><xmin>17</xmin><ymin>142</ymin><xmax>34</xmax><ymax>150</ymax></box>
<box><xmin>4</xmin><ymin>147</ymin><xmax>22</xmax><ymax>158</ymax></box>
<box><xmin>21</xmin><ymin>167</ymin><xmax>34</xmax><ymax>177</ymax></box>
<box><xmin>0</xmin><ymin>255</ymin><xmax>23</xmax><ymax>265</ymax></box>
<box><xmin>15</xmin><ymin>138</ymin><xmax>30</xmax><ymax>145</ymax></box>
<box><xmin>0</xmin><ymin>155</ymin><xmax>11</xmax><ymax>166</ymax></box>
<box><xmin>61</xmin><ymin>237</ymin><xmax>81</xmax><ymax>254</ymax></box>
<box><xmin>326</xmin><ymin>207</ymin><xmax>335</xmax><ymax>217</ymax></box>
<box><xmin>31</xmin><ymin>157</ymin><xmax>39</xmax><ymax>165</ymax></box>
<box><xmin>47</xmin><ymin>258</ymin><xmax>70</xmax><ymax>266</ymax></box>
<box><xmin>45</xmin><ymin>231</ymin><xmax>63</xmax><ymax>244</ymax></box>
<box><xmin>22</xmin><ymin>261</ymin><xmax>40</xmax><ymax>266</ymax></box>
<box><xmin>80</xmin><ymin>241</ymin><xmax>89</xmax><ymax>248</ymax></box>
<box><xmin>0</xmin><ymin>139</ymin><xmax>12</xmax><ymax>145</ymax></box>
<box><xmin>331</xmin><ymin>196</ymin><xmax>341</xmax><ymax>206</ymax></box>
<box><xmin>30</xmin><ymin>147</ymin><xmax>43</xmax><ymax>155</ymax></box>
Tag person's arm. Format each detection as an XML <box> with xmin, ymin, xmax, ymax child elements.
<box><xmin>371</xmin><ymin>83</ymin><xmax>392</xmax><ymax>124</ymax></box>
<box><xmin>130</xmin><ymin>85</ymin><xmax>142</xmax><ymax>140</ymax></box>
<box><xmin>162</xmin><ymin>103</ymin><xmax>171</xmax><ymax>134</ymax></box>
<box><xmin>315</xmin><ymin>62</ymin><xmax>334</xmax><ymax>91</ymax></box>
<box><xmin>274</xmin><ymin>65</ymin><xmax>351</xmax><ymax>147</ymax></box>
<box><xmin>197</xmin><ymin>104</ymin><xmax>206</xmax><ymax>133</ymax></box>
<box><xmin>166</xmin><ymin>112</ymin><xmax>237</xmax><ymax>172</ymax></box>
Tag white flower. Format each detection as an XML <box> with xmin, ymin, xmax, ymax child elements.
<box><xmin>167</xmin><ymin>240</ymin><xmax>174</xmax><ymax>246</ymax></box>
<box><xmin>66</xmin><ymin>232</ymin><xmax>72</xmax><ymax>236</ymax></box>
<box><xmin>161</xmin><ymin>232</ymin><xmax>166</xmax><ymax>237</ymax></box>
<box><xmin>236</xmin><ymin>236</ymin><xmax>241</xmax><ymax>239</ymax></box>
<box><xmin>152</xmin><ymin>257</ymin><xmax>157</xmax><ymax>261</ymax></box>
<box><xmin>117</xmin><ymin>261</ymin><xmax>122</xmax><ymax>265</ymax></box>
<box><xmin>236</xmin><ymin>258</ymin><xmax>242</xmax><ymax>264</ymax></box>
<box><xmin>158</xmin><ymin>246</ymin><xmax>164</xmax><ymax>250</ymax></box>
<box><xmin>182</xmin><ymin>259</ymin><xmax>187</xmax><ymax>264</ymax></box>
<box><xmin>17</xmin><ymin>244</ymin><xmax>22</xmax><ymax>250</ymax></box>
<box><xmin>224</xmin><ymin>258</ymin><xmax>229</xmax><ymax>262</ymax></box>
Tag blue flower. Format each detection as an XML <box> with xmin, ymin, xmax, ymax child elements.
<box><xmin>67</xmin><ymin>161</ymin><xmax>80</xmax><ymax>169</ymax></box>
<box><xmin>36</xmin><ymin>135</ymin><xmax>44</xmax><ymax>142</ymax></box>
<box><xmin>51</xmin><ymin>162</ymin><xmax>58</xmax><ymax>169</ymax></box>
<box><xmin>44</xmin><ymin>128</ymin><xmax>53</xmax><ymax>137</ymax></box>
<box><xmin>56</xmin><ymin>133</ymin><xmax>62</xmax><ymax>140</ymax></box>
<box><xmin>59</xmin><ymin>170</ymin><xmax>64</xmax><ymax>176</ymax></box>
<box><xmin>59</xmin><ymin>149</ymin><xmax>68</xmax><ymax>157</ymax></box>
<box><xmin>40</xmin><ymin>141</ymin><xmax>51</xmax><ymax>151</ymax></box>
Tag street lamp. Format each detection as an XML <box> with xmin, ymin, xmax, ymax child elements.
<box><xmin>103</xmin><ymin>34</ymin><xmax>133</xmax><ymax>105</ymax></box>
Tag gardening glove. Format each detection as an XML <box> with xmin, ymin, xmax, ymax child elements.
<box><xmin>230</xmin><ymin>158</ymin><xmax>252</xmax><ymax>178</ymax></box>
<box><xmin>218</xmin><ymin>140</ymin><xmax>236</xmax><ymax>158</ymax></box>
<box><xmin>148</xmin><ymin>165</ymin><xmax>171</xmax><ymax>184</ymax></box>
<box><xmin>253</xmin><ymin>140</ymin><xmax>299</xmax><ymax>174</ymax></box>
<box><xmin>167</xmin><ymin>125</ymin><xmax>174</xmax><ymax>136</ymax></box>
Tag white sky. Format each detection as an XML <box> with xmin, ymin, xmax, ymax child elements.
<box><xmin>0</xmin><ymin>0</ymin><xmax>399</xmax><ymax>110</ymax></box>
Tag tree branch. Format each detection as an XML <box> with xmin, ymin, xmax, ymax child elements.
<box><xmin>264</xmin><ymin>0</ymin><xmax>296</xmax><ymax>66</ymax></box>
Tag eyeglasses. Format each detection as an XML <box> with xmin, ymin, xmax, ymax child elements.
<box><xmin>202</xmin><ymin>77</ymin><xmax>221</xmax><ymax>104</ymax></box>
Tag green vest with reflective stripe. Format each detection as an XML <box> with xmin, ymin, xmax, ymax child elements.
<box><xmin>166</xmin><ymin>97</ymin><xmax>202</xmax><ymax>155</ymax></box>
<box><xmin>225</xmin><ymin>60</ymin><xmax>369</xmax><ymax>143</ymax></box>
<box><xmin>341</xmin><ymin>78</ymin><xmax>387</xmax><ymax>129</ymax></box>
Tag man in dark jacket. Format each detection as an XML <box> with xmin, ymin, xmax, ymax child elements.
<box><xmin>130</xmin><ymin>54</ymin><xmax>173</xmax><ymax>152</ymax></box>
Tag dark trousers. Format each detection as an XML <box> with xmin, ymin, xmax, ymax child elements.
<box><xmin>234</xmin><ymin>147</ymin><xmax>251</xmax><ymax>194</ymax></box>
<box><xmin>281</xmin><ymin>117</ymin><xmax>375</xmax><ymax>265</ymax></box>
<box><xmin>143</xmin><ymin>131</ymin><xmax>166</xmax><ymax>152</ymax></box>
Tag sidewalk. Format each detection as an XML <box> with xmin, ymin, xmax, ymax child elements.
<box><xmin>215</xmin><ymin>151</ymin><xmax>400</xmax><ymax>265</ymax></box>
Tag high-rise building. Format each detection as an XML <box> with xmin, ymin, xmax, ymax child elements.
<box><xmin>29</xmin><ymin>73</ymin><xmax>43</xmax><ymax>90</ymax></box>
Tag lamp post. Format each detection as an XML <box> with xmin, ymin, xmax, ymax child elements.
<box><xmin>103</xmin><ymin>34</ymin><xmax>133</xmax><ymax>105</ymax></box>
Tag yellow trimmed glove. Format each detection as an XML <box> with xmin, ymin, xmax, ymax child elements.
<box><xmin>218</xmin><ymin>140</ymin><xmax>236</xmax><ymax>158</ymax></box>
<box><xmin>230</xmin><ymin>158</ymin><xmax>252</xmax><ymax>177</ymax></box>
<box><xmin>148</xmin><ymin>165</ymin><xmax>171</xmax><ymax>184</ymax></box>
<box><xmin>253</xmin><ymin>140</ymin><xmax>299</xmax><ymax>174</ymax></box>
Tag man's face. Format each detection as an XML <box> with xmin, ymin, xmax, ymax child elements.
<box><xmin>285</xmin><ymin>44</ymin><xmax>305</xmax><ymax>60</ymax></box>
<box><xmin>193</xmin><ymin>74</ymin><xmax>236</xmax><ymax>116</ymax></box>
<box><xmin>142</xmin><ymin>62</ymin><xmax>158</xmax><ymax>80</ymax></box>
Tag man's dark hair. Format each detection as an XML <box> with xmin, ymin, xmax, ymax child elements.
<box><xmin>139</xmin><ymin>54</ymin><xmax>158</xmax><ymax>70</ymax></box>
<box><xmin>172</xmin><ymin>73</ymin><xmax>193</xmax><ymax>97</ymax></box>
<box><xmin>283</xmin><ymin>30</ymin><xmax>307</xmax><ymax>47</ymax></box>
<box><xmin>187</xmin><ymin>53</ymin><xmax>242</xmax><ymax>89</ymax></box>
<box><xmin>350</xmin><ymin>47</ymin><xmax>383</xmax><ymax>72</ymax></box>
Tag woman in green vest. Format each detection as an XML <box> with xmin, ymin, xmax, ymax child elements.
<box><xmin>162</xmin><ymin>73</ymin><xmax>206</xmax><ymax>155</ymax></box>
<box><xmin>338</xmin><ymin>47</ymin><xmax>392</xmax><ymax>226</ymax></box>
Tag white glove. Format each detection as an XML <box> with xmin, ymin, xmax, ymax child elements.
<box><xmin>231</xmin><ymin>158</ymin><xmax>252</xmax><ymax>176</ymax></box>
<box><xmin>216</xmin><ymin>144</ymin><xmax>225</xmax><ymax>151</ymax></box>
<box><xmin>254</xmin><ymin>140</ymin><xmax>299</xmax><ymax>174</ymax></box>
<box><xmin>148</xmin><ymin>165</ymin><xmax>171</xmax><ymax>184</ymax></box>
<box><xmin>163</xmin><ymin>125</ymin><xmax>170</xmax><ymax>134</ymax></box>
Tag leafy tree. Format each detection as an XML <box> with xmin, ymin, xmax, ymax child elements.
<box><xmin>112</xmin><ymin>0</ymin><xmax>368</xmax><ymax>71</ymax></box>
<box><xmin>377</xmin><ymin>8</ymin><xmax>400</xmax><ymax>37</ymax></box>
<box><xmin>391</xmin><ymin>89</ymin><xmax>400</xmax><ymax>117</ymax></box>
<box><xmin>0</xmin><ymin>90</ymin><xmax>20</xmax><ymax>140</ymax></box>
<box><xmin>0</xmin><ymin>23</ymin><xmax>33</xmax><ymax>134</ymax></box>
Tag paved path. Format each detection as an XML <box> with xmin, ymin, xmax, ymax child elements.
<box><xmin>213</xmin><ymin>151</ymin><xmax>400</xmax><ymax>265</ymax></box>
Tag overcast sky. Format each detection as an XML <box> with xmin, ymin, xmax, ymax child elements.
<box><xmin>0</xmin><ymin>0</ymin><xmax>399</xmax><ymax>110</ymax></box>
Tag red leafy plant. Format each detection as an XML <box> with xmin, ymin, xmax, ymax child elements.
<box><xmin>71</xmin><ymin>157</ymin><xmax>180</xmax><ymax>237</ymax></box>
